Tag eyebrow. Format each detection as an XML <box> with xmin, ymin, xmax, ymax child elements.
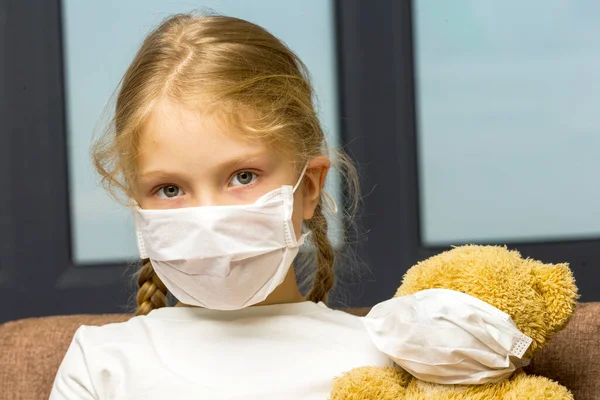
<box><xmin>138</xmin><ymin>151</ymin><xmax>275</xmax><ymax>180</ymax></box>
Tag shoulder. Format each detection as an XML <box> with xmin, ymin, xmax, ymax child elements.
<box><xmin>68</xmin><ymin>314</ymin><xmax>168</xmax><ymax>367</ymax></box>
<box><xmin>303</xmin><ymin>304</ymin><xmax>380</xmax><ymax>345</ymax></box>
<box><xmin>51</xmin><ymin>316</ymin><xmax>162</xmax><ymax>400</ymax></box>
<box><xmin>69</xmin><ymin>316</ymin><xmax>162</xmax><ymax>378</ymax></box>
<box><xmin>309</xmin><ymin>303</ymin><xmax>368</xmax><ymax>326</ymax></box>
<box><xmin>314</xmin><ymin>306</ymin><xmax>368</xmax><ymax>328</ymax></box>
<box><xmin>73</xmin><ymin>315</ymin><xmax>150</xmax><ymax>347</ymax></box>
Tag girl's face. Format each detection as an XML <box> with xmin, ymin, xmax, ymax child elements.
<box><xmin>135</xmin><ymin>98</ymin><xmax>329</xmax><ymax>237</ymax></box>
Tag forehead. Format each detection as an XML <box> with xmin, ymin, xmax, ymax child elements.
<box><xmin>138</xmin><ymin>98</ymin><xmax>277</xmax><ymax>171</ymax></box>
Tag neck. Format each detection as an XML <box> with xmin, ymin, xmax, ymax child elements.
<box><xmin>175</xmin><ymin>267</ymin><xmax>306</xmax><ymax>308</ymax></box>
<box><xmin>256</xmin><ymin>266</ymin><xmax>306</xmax><ymax>306</ymax></box>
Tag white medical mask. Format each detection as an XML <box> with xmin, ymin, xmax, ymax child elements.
<box><xmin>361</xmin><ymin>288</ymin><xmax>533</xmax><ymax>385</ymax></box>
<box><xmin>133</xmin><ymin>167</ymin><xmax>309</xmax><ymax>310</ymax></box>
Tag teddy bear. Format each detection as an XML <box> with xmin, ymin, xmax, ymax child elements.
<box><xmin>331</xmin><ymin>245</ymin><xmax>578</xmax><ymax>400</ymax></box>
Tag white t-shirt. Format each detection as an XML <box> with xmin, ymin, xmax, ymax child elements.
<box><xmin>49</xmin><ymin>301</ymin><xmax>393</xmax><ymax>400</ymax></box>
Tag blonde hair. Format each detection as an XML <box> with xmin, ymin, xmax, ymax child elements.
<box><xmin>92</xmin><ymin>13</ymin><xmax>359</xmax><ymax>315</ymax></box>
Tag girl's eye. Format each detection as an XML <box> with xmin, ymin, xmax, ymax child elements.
<box><xmin>230</xmin><ymin>171</ymin><xmax>258</xmax><ymax>187</ymax></box>
<box><xmin>156</xmin><ymin>185</ymin><xmax>183</xmax><ymax>198</ymax></box>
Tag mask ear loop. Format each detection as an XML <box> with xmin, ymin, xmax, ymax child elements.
<box><xmin>322</xmin><ymin>191</ymin><xmax>339</xmax><ymax>214</ymax></box>
<box><xmin>292</xmin><ymin>163</ymin><xmax>309</xmax><ymax>193</ymax></box>
<box><xmin>293</xmin><ymin>163</ymin><xmax>338</xmax><ymax>214</ymax></box>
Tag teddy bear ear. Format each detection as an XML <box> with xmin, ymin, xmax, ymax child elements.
<box><xmin>530</xmin><ymin>260</ymin><xmax>579</xmax><ymax>336</ymax></box>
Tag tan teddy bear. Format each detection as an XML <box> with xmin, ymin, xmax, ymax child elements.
<box><xmin>331</xmin><ymin>245</ymin><xmax>578</xmax><ymax>400</ymax></box>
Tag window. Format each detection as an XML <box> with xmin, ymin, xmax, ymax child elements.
<box><xmin>413</xmin><ymin>1</ymin><xmax>600</xmax><ymax>246</ymax></box>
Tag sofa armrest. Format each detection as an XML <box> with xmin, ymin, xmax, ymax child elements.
<box><xmin>524</xmin><ymin>302</ymin><xmax>600</xmax><ymax>399</ymax></box>
<box><xmin>0</xmin><ymin>314</ymin><xmax>131</xmax><ymax>400</ymax></box>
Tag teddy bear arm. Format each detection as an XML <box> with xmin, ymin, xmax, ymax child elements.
<box><xmin>330</xmin><ymin>366</ymin><xmax>410</xmax><ymax>400</ymax></box>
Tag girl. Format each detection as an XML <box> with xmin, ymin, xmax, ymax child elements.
<box><xmin>50</xmin><ymin>13</ymin><xmax>392</xmax><ymax>399</ymax></box>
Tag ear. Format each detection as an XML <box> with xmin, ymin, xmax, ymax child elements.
<box><xmin>530</xmin><ymin>260</ymin><xmax>579</xmax><ymax>336</ymax></box>
<box><xmin>301</xmin><ymin>156</ymin><xmax>330</xmax><ymax>219</ymax></box>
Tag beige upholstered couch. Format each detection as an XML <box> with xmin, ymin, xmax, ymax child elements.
<box><xmin>1</xmin><ymin>303</ymin><xmax>599</xmax><ymax>400</ymax></box>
